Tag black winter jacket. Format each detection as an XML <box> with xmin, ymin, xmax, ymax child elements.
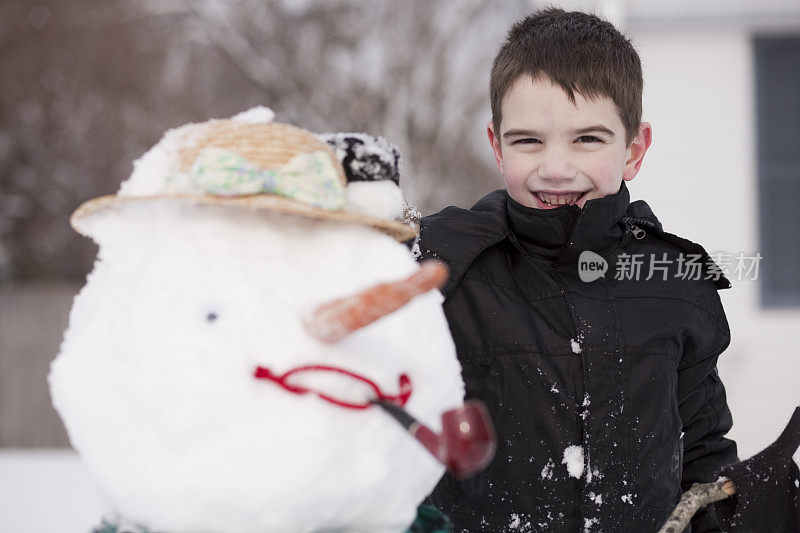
<box><xmin>417</xmin><ymin>182</ymin><xmax>737</xmax><ymax>532</ymax></box>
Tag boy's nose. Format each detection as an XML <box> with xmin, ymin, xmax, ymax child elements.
<box><xmin>536</xmin><ymin>152</ymin><xmax>577</xmax><ymax>184</ymax></box>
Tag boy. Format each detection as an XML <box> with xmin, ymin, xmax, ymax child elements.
<box><xmin>418</xmin><ymin>8</ymin><xmax>737</xmax><ymax>532</ymax></box>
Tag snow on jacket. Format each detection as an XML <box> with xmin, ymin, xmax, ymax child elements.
<box><xmin>417</xmin><ymin>181</ymin><xmax>737</xmax><ymax>532</ymax></box>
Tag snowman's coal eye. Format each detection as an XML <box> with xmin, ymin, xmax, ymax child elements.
<box><xmin>206</xmin><ymin>312</ymin><xmax>219</xmax><ymax>323</ymax></box>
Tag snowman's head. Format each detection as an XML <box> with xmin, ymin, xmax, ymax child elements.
<box><xmin>49</xmin><ymin>109</ymin><xmax>473</xmax><ymax>532</ymax></box>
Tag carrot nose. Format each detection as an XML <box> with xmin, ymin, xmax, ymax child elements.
<box><xmin>303</xmin><ymin>260</ymin><xmax>449</xmax><ymax>343</ymax></box>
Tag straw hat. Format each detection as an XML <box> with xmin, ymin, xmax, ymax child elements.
<box><xmin>70</xmin><ymin>116</ymin><xmax>417</xmax><ymax>242</ymax></box>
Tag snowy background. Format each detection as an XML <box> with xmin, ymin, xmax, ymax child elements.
<box><xmin>1</xmin><ymin>0</ymin><xmax>799</xmax><ymax>531</ymax></box>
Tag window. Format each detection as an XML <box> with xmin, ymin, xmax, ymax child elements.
<box><xmin>755</xmin><ymin>35</ymin><xmax>800</xmax><ymax>307</ymax></box>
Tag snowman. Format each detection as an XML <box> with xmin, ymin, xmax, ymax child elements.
<box><xmin>49</xmin><ymin>108</ymin><xmax>495</xmax><ymax>533</ymax></box>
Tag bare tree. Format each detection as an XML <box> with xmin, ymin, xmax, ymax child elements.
<box><xmin>0</xmin><ymin>0</ymin><xmax>531</xmax><ymax>283</ymax></box>
<box><xmin>137</xmin><ymin>0</ymin><xmax>531</xmax><ymax>207</ymax></box>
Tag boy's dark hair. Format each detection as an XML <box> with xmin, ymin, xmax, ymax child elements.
<box><xmin>490</xmin><ymin>8</ymin><xmax>643</xmax><ymax>146</ymax></box>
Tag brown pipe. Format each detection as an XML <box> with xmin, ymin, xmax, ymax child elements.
<box><xmin>372</xmin><ymin>399</ymin><xmax>497</xmax><ymax>479</ymax></box>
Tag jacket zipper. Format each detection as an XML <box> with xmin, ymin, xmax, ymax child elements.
<box><xmin>628</xmin><ymin>221</ymin><xmax>646</xmax><ymax>240</ymax></box>
<box><xmin>620</xmin><ymin>217</ymin><xmax>647</xmax><ymax>247</ymax></box>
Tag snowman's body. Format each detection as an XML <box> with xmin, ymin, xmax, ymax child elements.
<box><xmin>49</xmin><ymin>115</ymin><xmax>464</xmax><ymax>532</ymax></box>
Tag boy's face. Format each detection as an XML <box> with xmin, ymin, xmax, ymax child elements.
<box><xmin>488</xmin><ymin>75</ymin><xmax>652</xmax><ymax>209</ymax></box>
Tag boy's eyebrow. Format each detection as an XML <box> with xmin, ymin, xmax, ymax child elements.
<box><xmin>503</xmin><ymin>126</ymin><xmax>616</xmax><ymax>138</ymax></box>
<box><xmin>574</xmin><ymin>125</ymin><xmax>616</xmax><ymax>137</ymax></box>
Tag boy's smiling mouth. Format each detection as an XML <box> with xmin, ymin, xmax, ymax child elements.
<box><xmin>534</xmin><ymin>190</ymin><xmax>589</xmax><ymax>208</ymax></box>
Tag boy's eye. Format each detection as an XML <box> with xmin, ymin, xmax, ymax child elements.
<box><xmin>576</xmin><ymin>135</ymin><xmax>602</xmax><ymax>143</ymax></box>
<box><xmin>512</xmin><ymin>138</ymin><xmax>541</xmax><ymax>145</ymax></box>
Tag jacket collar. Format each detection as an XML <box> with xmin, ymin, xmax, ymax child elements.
<box><xmin>506</xmin><ymin>181</ymin><xmax>632</xmax><ymax>266</ymax></box>
<box><xmin>418</xmin><ymin>181</ymin><xmax>661</xmax><ymax>296</ymax></box>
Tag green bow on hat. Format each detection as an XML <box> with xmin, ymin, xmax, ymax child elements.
<box><xmin>189</xmin><ymin>147</ymin><xmax>346</xmax><ymax>211</ymax></box>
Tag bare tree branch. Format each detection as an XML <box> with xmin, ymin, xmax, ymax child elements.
<box><xmin>658</xmin><ymin>479</ymin><xmax>736</xmax><ymax>533</ymax></box>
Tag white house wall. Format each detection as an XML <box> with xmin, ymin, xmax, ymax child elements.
<box><xmin>631</xmin><ymin>26</ymin><xmax>800</xmax><ymax>458</ymax></box>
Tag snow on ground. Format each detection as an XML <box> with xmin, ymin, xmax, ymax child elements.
<box><xmin>0</xmin><ymin>449</ymin><xmax>105</xmax><ymax>533</ymax></box>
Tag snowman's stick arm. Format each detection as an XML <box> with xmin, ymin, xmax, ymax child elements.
<box><xmin>303</xmin><ymin>260</ymin><xmax>449</xmax><ymax>343</ymax></box>
<box><xmin>657</xmin><ymin>479</ymin><xmax>736</xmax><ymax>533</ymax></box>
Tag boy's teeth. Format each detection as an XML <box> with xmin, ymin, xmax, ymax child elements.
<box><xmin>537</xmin><ymin>192</ymin><xmax>581</xmax><ymax>205</ymax></box>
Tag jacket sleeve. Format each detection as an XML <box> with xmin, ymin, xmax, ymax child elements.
<box><xmin>676</xmin><ymin>288</ymin><xmax>738</xmax><ymax>532</ymax></box>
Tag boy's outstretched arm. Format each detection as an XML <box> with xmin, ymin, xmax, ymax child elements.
<box><xmin>676</xmin><ymin>298</ymin><xmax>738</xmax><ymax>532</ymax></box>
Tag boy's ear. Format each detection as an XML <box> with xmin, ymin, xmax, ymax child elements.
<box><xmin>623</xmin><ymin>122</ymin><xmax>653</xmax><ymax>182</ymax></box>
<box><xmin>487</xmin><ymin>121</ymin><xmax>504</xmax><ymax>173</ymax></box>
